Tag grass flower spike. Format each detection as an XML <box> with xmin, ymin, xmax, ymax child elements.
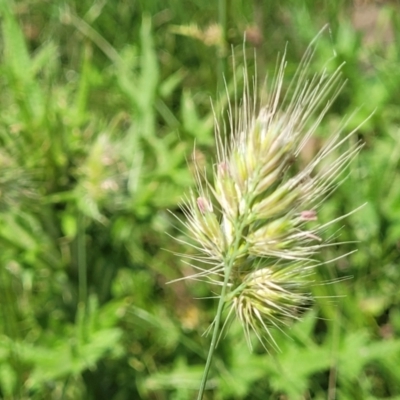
<box><xmin>172</xmin><ymin>35</ymin><xmax>362</xmax><ymax>399</ymax></box>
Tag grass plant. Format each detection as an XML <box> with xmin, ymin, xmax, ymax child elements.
<box><xmin>172</xmin><ymin>31</ymin><xmax>365</xmax><ymax>399</ymax></box>
<box><xmin>1</xmin><ymin>1</ymin><xmax>400</xmax><ymax>399</ymax></box>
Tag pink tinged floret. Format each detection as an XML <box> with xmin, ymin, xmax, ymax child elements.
<box><xmin>300</xmin><ymin>210</ymin><xmax>318</xmax><ymax>221</ymax></box>
<box><xmin>197</xmin><ymin>196</ymin><xmax>213</xmax><ymax>213</ymax></box>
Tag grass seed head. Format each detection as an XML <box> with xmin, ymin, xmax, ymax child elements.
<box><xmin>173</xmin><ymin>36</ymin><xmax>362</xmax><ymax>350</ymax></box>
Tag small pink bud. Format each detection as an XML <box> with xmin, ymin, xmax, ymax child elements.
<box><xmin>300</xmin><ymin>210</ymin><xmax>317</xmax><ymax>221</ymax></box>
<box><xmin>197</xmin><ymin>197</ymin><xmax>213</xmax><ymax>213</ymax></box>
<box><xmin>218</xmin><ymin>162</ymin><xmax>229</xmax><ymax>178</ymax></box>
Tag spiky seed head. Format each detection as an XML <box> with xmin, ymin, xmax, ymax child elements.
<box><xmin>171</xmin><ymin>36</ymin><xmax>363</xmax><ymax>350</ymax></box>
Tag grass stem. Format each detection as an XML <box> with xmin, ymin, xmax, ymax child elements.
<box><xmin>197</xmin><ymin>216</ymin><xmax>248</xmax><ymax>399</ymax></box>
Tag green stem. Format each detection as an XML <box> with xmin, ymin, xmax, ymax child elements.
<box><xmin>77</xmin><ymin>212</ymin><xmax>87</xmax><ymax>306</ymax></box>
<box><xmin>197</xmin><ymin>160</ymin><xmax>258</xmax><ymax>398</ymax></box>
<box><xmin>197</xmin><ymin>219</ymin><xmax>247</xmax><ymax>399</ymax></box>
<box><xmin>197</xmin><ymin>262</ymin><xmax>231</xmax><ymax>399</ymax></box>
<box><xmin>217</xmin><ymin>0</ymin><xmax>227</xmax><ymax>92</ymax></box>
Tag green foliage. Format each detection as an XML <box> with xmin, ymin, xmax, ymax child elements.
<box><xmin>0</xmin><ymin>0</ymin><xmax>399</xmax><ymax>399</ymax></box>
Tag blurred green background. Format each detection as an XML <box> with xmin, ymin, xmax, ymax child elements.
<box><xmin>0</xmin><ymin>0</ymin><xmax>400</xmax><ymax>399</ymax></box>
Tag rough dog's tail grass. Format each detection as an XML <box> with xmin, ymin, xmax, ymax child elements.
<box><xmin>170</xmin><ymin>27</ymin><xmax>364</xmax><ymax>399</ymax></box>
